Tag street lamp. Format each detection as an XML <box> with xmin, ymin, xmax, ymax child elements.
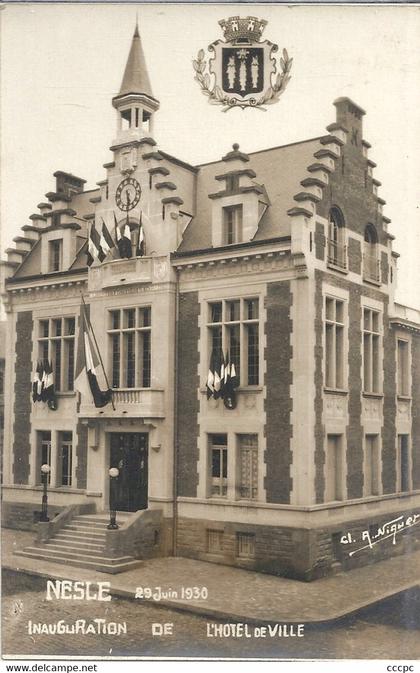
<box><xmin>40</xmin><ymin>464</ymin><xmax>51</xmax><ymax>522</ymax></box>
<box><xmin>107</xmin><ymin>467</ymin><xmax>120</xmax><ymax>530</ymax></box>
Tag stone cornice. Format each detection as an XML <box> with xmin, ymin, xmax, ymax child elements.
<box><xmin>142</xmin><ymin>151</ymin><xmax>164</xmax><ymax>161</ymax></box>
<box><xmin>37</xmin><ymin>202</ymin><xmax>52</xmax><ymax>210</ymax></box>
<box><xmin>103</xmin><ymin>161</ymin><xmax>116</xmax><ymax>169</ymax></box>
<box><xmin>389</xmin><ymin>318</ymin><xmax>420</xmax><ymax>334</ymax></box>
<box><xmin>172</xmin><ymin>235</ymin><xmax>291</xmax><ymax>262</ymax></box>
<box><xmin>319</xmin><ymin>134</ymin><xmax>345</xmax><ymax>147</ymax></box>
<box><xmin>208</xmin><ymin>185</ymin><xmax>263</xmax><ymax>200</ymax></box>
<box><xmin>174</xmin><ymin>248</ymin><xmax>292</xmax><ymax>281</ymax></box>
<box><xmin>45</xmin><ymin>192</ymin><xmax>72</xmax><ymax>203</ymax></box>
<box><xmin>162</xmin><ymin>196</ymin><xmax>184</xmax><ymax>205</ymax></box>
<box><xmin>5</xmin><ymin>269</ymin><xmax>87</xmax><ymax>289</ymax></box>
<box><xmin>215</xmin><ymin>168</ymin><xmax>257</xmax><ymax>181</ymax></box>
<box><xmin>155</xmin><ymin>181</ymin><xmax>177</xmax><ymax>191</ymax></box>
<box><xmin>307</xmin><ymin>161</ymin><xmax>333</xmax><ymax>174</ymax></box>
<box><xmin>149</xmin><ymin>166</ymin><xmax>170</xmax><ymax>176</ymax></box>
<box><xmin>44</xmin><ymin>208</ymin><xmax>77</xmax><ymax>218</ymax></box>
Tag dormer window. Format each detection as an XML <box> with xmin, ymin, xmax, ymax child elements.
<box><xmin>327</xmin><ymin>207</ymin><xmax>347</xmax><ymax>270</ymax></box>
<box><xmin>49</xmin><ymin>239</ymin><xmax>63</xmax><ymax>272</ymax></box>
<box><xmin>223</xmin><ymin>205</ymin><xmax>243</xmax><ymax>245</ymax></box>
<box><xmin>363</xmin><ymin>224</ymin><xmax>380</xmax><ymax>283</ymax></box>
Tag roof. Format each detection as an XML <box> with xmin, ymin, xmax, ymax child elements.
<box><xmin>118</xmin><ymin>23</ymin><xmax>154</xmax><ymax>99</ymax></box>
<box><xmin>178</xmin><ymin>137</ymin><xmax>322</xmax><ymax>253</ymax></box>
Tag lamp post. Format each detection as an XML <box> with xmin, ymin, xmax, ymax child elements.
<box><xmin>40</xmin><ymin>464</ymin><xmax>51</xmax><ymax>522</ymax></box>
<box><xmin>108</xmin><ymin>467</ymin><xmax>120</xmax><ymax>530</ymax></box>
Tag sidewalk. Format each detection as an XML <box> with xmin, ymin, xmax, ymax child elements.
<box><xmin>2</xmin><ymin>527</ymin><xmax>420</xmax><ymax>624</ymax></box>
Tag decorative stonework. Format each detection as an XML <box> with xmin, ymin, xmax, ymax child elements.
<box><xmin>362</xmin><ymin>396</ymin><xmax>382</xmax><ymax>420</ymax></box>
<box><xmin>397</xmin><ymin>398</ymin><xmax>411</xmax><ymax>420</ymax></box>
<box><xmin>324</xmin><ymin>393</ymin><xmax>346</xmax><ymax>420</ymax></box>
<box><xmin>176</xmin><ymin>251</ymin><xmax>292</xmax><ymax>281</ymax></box>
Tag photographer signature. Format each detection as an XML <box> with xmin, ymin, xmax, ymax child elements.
<box><xmin>339</xmin><ymin>512</ymin><xmax>420</xmax><ymax>556</ymax></box>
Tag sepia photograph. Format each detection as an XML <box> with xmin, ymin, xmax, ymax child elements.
<box><xmin>1</xmin><ymin>2</ymin><xmax>420</xmax><ymax>666</ymax></box>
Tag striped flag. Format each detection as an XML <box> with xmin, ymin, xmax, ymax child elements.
<box><xmin>74</xmin><ymin>303</ymin><xmax>113</xmax><ymax>408</ymax></box>
<box><xmin>122</xmin><ymin>214</ymin><xmax>132</xmax><ymax>258</ymax></box>
<box><xmin>100</xmin><ymin>218</ymin><xmax>116</xmax><ymax>258</ymax></box>
<box><xmin>87</xmin><ymin>220</ymin><xmax>104</xmax><ymax>266</ymax></box>
<box><xmin>136</xmin><ymin>212</ymin><xmax>145</xmax><ymax>257</ymax></box>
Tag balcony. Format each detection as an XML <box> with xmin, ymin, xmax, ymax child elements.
<box><xmin>363</xmin><ymin>252</ymin><xmax>381</xmax><ymax>284</ymax></box>
<box><xmin>78</xmin><ymin>387</ymin><xmax>165</xmax><ymax>419</ymax></box>
<box><xmin>327</xmin><ymin>240</ymin><xmax>347</xmax><ymax>271</ymax></box>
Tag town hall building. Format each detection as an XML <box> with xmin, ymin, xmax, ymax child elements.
<box><xmin>1</xmin><ymin>24</ymin><xmax>420</xmax><ymax>579</ymax></box>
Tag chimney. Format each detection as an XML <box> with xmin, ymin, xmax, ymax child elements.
<box><xmin>333</xmin><ymin>97</ymin><xmax>365</xmax><ymax>149</ymax></box>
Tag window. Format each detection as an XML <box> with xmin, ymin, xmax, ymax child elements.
<box><xmin>108</xmin><ymin>307</ymin><xmax>151</xmax><ymax>389</ymax></box>
<box><xmin>207</xmin><ymin>529</ymin><xmax>224</xmax><ymax>553</ymax></box>
<box><xmin>238</xmin><ymin>434</ymin><xmax>258</xmax><ymax>499</ymax></box>
<box><xmin>38</xmin><ymin>317</ymin><xmax>75</xmax><ymax>392</ymax></box>
<box><xmin>363</xmin><ymin>224</ymin><xmax>380</xmax><ymax>282</ymax></box>
<box><xmin>327</xmin><ymin>207</ymin><xmax>347</xmax><ymax>269</ymax></box>
<box><xmin>58</xmin><ymin>431</ymin><xmax>73</xmax><ymax>487</ymax></box>
<box><xmin>397</xmin><ymin>339</ymin><xmax>410</xmax><ymax>396</ymax></box>
<box><xmin>325</xmin><ymin>296</ymin><xmax>345</xmax><ymax>389</ymax></box>
<box><xmin>223</xmin><ymin>205</ymin><xmax>243</xmax><ymax>245</ymax></box>
<box><xmin>237</xmin><ymin>532</ymin><xmax>255</xmax><ymax>559</ymax></box>
<box><xmin>37</xmin><ymin>431</ymin><xmax>51</xmax><ymax>484</ymax></box>
<box><xmin>397</xmin><ymin>434</ymin><xmax>411</xmax><ymax>492</ymax></box>
<box><xmin>365</xmin><ymin>434</ymin><xmax>380</xmax><ymax>496</ymax></box>
<box><xmin>207</xmin><ymin>297</ymin><xmax>259</xmax><ymax>386</ymax></box>
<box><xmin>325</xmin><ymin>434</ymin><xmax>344</xmax><ymax>502</ymax></box>
<box><xmin>363</xmin><ymin>308</ymin><xmax>381</xmax><ymax>394</ymax></box>
<box><xmin>49</xmin><ymin>239</ymin><xmax>63</xmax><ymax>272</ymax></box>
<box><xmin>210</xmin><ymin>434</ymin><xmax>227</xmax><ymax>497</ymax></box>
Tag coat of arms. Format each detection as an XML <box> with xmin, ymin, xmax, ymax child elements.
<box><xmin>193</xmin><ymin>16</ymin><xmax>292</xmax><ymax>111</ymax></box>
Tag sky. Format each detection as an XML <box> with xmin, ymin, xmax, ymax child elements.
<box><xmin>1</xmin><ymin>3</ymin><xmax>420</xmax><ymax>308</ymax></box>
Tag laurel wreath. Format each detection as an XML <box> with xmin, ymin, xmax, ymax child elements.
<box><xmin>193</xmin><ymin>48</ymin><xmax>293</xmax><ymax>111</ymax></box>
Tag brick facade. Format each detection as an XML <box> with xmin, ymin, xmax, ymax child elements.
<box><xmin>264</xmin><ymin>281</ymin><xmax>293</xmax><ymax>504</ymax></box>
<box><xmin>75</xmin><ymin>421</ymin><xmax>88</xmax><ymax>489</ymax></box>
<box><xmin>12</xmin><ymin>311</ymin><xmax>33</xmax><ymax>484</ymax></box>
<box><xmin>412</xmin><ymin>335</ymin><xmax>420</xmax><ymax>489</ymax></box>
<box><xmin>177</xmin><ymin>291</ymin><xmax>200</xmax><ymax>497</ymax></box>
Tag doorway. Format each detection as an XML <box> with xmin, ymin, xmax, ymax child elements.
<box><xmin>109</xmin><ymin>433</ymin><xmax>148</xmax><ymax>511</ymax></box>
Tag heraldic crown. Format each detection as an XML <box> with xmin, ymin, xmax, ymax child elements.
<box><xmin>218</xmin><ymin>16</ymin><xmax>267</xmax><ymax>44</ymax></box>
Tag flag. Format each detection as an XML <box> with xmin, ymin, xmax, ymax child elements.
<box><xmin>222</xmin><ymin>351</ymin><xmax>238</xmax><ymax>410</ymax></box>
<box><xmin>45</xmin><ymin>361</ymin><xmax>58</xmax><ymax>411</ymax></box>
<box><xmin>136</xmin><ymin>212</ymin><xmax>145</xmax><ymax>257</ymax></box>
<box><xmin>40</xmin><ymin>363</ymin><xmax>48</xmax><ymax>402</ymax></box>
<box><xmin>206</xmin><ymin>349</ymin><xmax>225</xmax><ymax>400</ymax></box>
<box><xmin>100</xmin><ymin>218</ymin><xmax>115</xmax><ymax>258</ymax></box>
<box><xmin>114</xmin><ymin>213</ymin><xmax>126</xmax><ymax>258</ymax></box>
<box><xmin>122</xmin><ymin>214</ymin><xmax>132</xmax><ymax>258</ymax></box>
<box><xmin>206</xmin><ymin>351</ymin><xmax>216</xmax><ymax>399</ymax></box>
<box><xmin>74</xmin><ymin>303</ymin><xmax>113</xmax><ymax>408</ymax></box>
<box><xmin>32</xmin><ymin>362</ymin><xmax>42</xmax><ymax>402</ymax></box>
<box><xmin>87</xmin><ymin>220</ymin><xmax>104</xmax><ymax>266</ymax></box>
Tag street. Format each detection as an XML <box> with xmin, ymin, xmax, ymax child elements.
<box><xmin>2</xmin><ymin>570</ymin><xmax>420</xmax><ymax>659</ymax></box>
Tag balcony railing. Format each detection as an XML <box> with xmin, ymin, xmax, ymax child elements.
<box><xmin>327</xmin><ymin>240</ymin><xmax>347</xmax><ymax>270</ymax></box>
<box><xmin>78</xmin><ymin>387</ymin><xmax>165</xmax><ymax>418</ymax></box>
<box><xmin>363</xmin><ymin>252</ymin><xmax>381</xmax><ymax>283</ymax></box>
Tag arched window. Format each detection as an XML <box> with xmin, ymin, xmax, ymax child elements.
<box><xmin>363</xmin><ymin>224</ymin><xmax>380</xmax><ymax>282</ymax></box>
<box><xmin>327</xmin><ymin>207</ymin><xmax>347</xmax><ymax>269</ymax></box>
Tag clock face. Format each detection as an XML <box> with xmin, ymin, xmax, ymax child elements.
<box><xmin>115</xmin><ymin>177</ymin><xmax>141</xmax><ymax>211</ymax></box>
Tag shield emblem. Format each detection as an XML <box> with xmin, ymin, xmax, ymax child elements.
<box><xmin>222</xmin><ymin>47</ymin><xmax>264</xmax><ymax>97</ymax></box>
<box><xmin>209</xmin><ymin>39</ymin><xmax>277</xmax><ymax>107</ymax></box>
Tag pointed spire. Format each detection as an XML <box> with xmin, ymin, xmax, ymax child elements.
<box><xmin>119</xmin><ymin>21</ymin><xmax>153</xmax><ymax>99</ymax></box>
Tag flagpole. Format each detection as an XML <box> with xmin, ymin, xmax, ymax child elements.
<box><xmin>80</xmin><ymin>293</ymin><xmax>116</xmax><ymax>411</ymax></box>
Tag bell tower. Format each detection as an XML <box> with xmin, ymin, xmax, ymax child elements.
<box><xmin>112</xmin><ymin>22</ymin><xmax>160</xmax><ymax>146</ymax></box>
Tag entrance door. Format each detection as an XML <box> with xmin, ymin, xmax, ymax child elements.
<box><xmin>109</xmin><ymin>433</ymin><xmax>148</xmax><ymax>511</ymax></box>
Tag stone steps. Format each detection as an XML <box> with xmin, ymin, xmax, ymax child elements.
<box><xmin>14</xmin><ymin>548</ymin><xmax>142</xmax><ymax>574</ymax></box>
<box><xmin>14</xmin><ymin>512</ymin><xmax>141</xmax><ymax>574</ymax></box>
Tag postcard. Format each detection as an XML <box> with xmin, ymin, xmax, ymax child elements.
<box><xmin>1</xmin><ymin>2</ymin><xmax>419</xmax><ymax>669</ymax></box>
